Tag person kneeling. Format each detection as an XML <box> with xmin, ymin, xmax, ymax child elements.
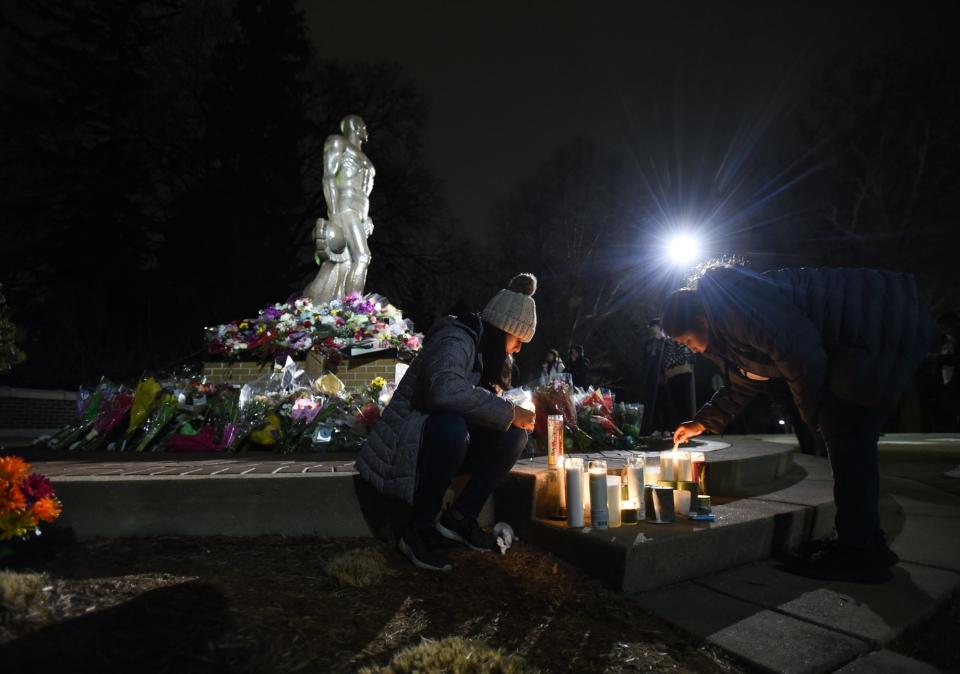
<box><xmin>356</xmin><ymin>274</ymin><xmax>538</xmax><ymax>571</ymax></box>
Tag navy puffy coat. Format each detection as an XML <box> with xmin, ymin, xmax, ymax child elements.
<box><xmin>692</xmin><ymin>266</ymin><xmax>934</xmax><ymax>432</ymax></box>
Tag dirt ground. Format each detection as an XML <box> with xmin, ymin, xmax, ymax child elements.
<box><xmin>0</xmin><ymin>536</ymin><xmax>744</xmax><ymax>673</ymax></box>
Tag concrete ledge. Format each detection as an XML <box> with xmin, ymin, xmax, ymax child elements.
<box><xmin>0</xmin><ymin>386</ymin><xmax>78</xmax><ymax>400</ymax></box>
<box><xmin>54</xmin><ymin>474</ymin><xmax>373</xmax><ymax>539</ymax></box>
<box><xmin>497</xmin><ymin>440</ymin><xmax>835</xmax><ymax>594</ymax></box>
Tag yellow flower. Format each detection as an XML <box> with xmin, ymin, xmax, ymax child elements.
<box><xmin>0</xmin><ymin>510</ymin><xmax>38</xmax><ymax>541</ymax></box>
<box><xmin>239</xmin><ymin>321</ymin><xmax>249</xmax><ymax>329</ymax></box>
<box><xmin>369</xmin><ymin>377</ymin><xmax>387</xmax><ymax>393</ymax></box>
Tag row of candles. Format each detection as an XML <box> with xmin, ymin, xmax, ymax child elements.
<box><xmin>559</xmin><ymin>452</ymin><xmax>710</xmax><ymax>528</ymax></box>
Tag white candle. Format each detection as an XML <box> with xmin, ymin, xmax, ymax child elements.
<box><xmin>564</xmin><ymin>457</ymin><xmax>585</xmax><ymax>528</ymax></box>
<box><xmin>674</xmin><ymin>489</ymin><xmax>692</xmax><ymax>515</ymax></box>
<box><xmin>624</xmin><ymin>455</ymin><xmax>645</xmax><ymax>501</ymax></box>
<box><xmin>676</xmin><ymin>451</ymin><xmax>693</xmax><ymax>482</ymax></box>
<box><xmin>607</xmin><ymin>475</ymin><xmax>622</xmax><ymax>528</ymax></box>
<box><xmin>643</xmin><ymin>459</ymin><xmax>661</xmax><ymax>486</ymax></box>
<box><xmin>660</xmin><ymin>451</ymin><xmax>678</xmax><ymax>481</ymax></box>
<box><xmin>588</xmin><ymin>460</ymin><xmax>608</xmax><ymax>529</ymax></box>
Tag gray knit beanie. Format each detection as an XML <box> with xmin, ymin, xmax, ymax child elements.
<box><xmin>482</xmin><ymin>273</ymin><xmax>538</xmax><ymax>343</ymax></box>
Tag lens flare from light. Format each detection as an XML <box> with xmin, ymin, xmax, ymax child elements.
<box><xmin>667</xmin><ymin>234</ymin><xmax>700</xmax><ymax>265</ymax></box>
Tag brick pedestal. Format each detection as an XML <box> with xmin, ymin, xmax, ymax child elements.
<box><xmin>202</xmin><ymin>351</ymin><xmax>399</xmax><ymax>388</ymax></box>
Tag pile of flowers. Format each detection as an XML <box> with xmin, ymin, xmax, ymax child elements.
<box><xmin>1</xmin><ymin>456</ymin><xmax>62</xmax><ymax>541</ymax></box>
<box><xmin>37</xmin><ymin>361</ymin><xmax>397</xmax><ymax>455</ymax></box>
<box><xmin>205</xmin><ymin>293</ymin><xmax>422</xmax><ymax>364</ymax></box>
<box><xmin>513</xmin><ymin>376</ymin><xmax>647</xmax><ymax>454</ymax></box>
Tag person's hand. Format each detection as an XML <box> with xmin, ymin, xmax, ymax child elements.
<box><xmin>673</xmin><ymin>421</ymin><xmax>705</xmax><ymax>445</ymax></box>
<box><xmin>512</xmin><ymin>405</ymin><xmax>535</xmax><ymax>431</ymax></box>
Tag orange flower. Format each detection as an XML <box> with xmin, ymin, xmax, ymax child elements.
<box><xmin>0</xmin><ymin>456</ymin><xmax>30</xmax><ymax>483</ymax></box>
<box><xmin>31</xmin><ymin>497</ymin><xmax>62</xmax><ymax>523</ymax></box>
<box><xmin>1</xmin><ymin>485</ymin><xmax>27</xmax><ymax>513</ymax></box>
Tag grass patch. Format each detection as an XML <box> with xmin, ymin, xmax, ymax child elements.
<box><xmin>324</xmin><ymin>547</ymin><xmax>394</xmax><ymax>588</ymax></box>
<box><xmin>0</xmin><ymin>570</ymin><xmax>46</xmax><ymax>609</ymax></box>
<box><xmin>361</xmin><ymin>636</ymin><xmax>537</xmax><ymax>674</ymax></box>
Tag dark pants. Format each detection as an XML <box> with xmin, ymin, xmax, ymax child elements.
<box><xmin>411</xmin><ymin>412</ymin><xmax>528</xmax><ymax>531</ymax></box>
<box><xmin>818</xmin><ymin>396</ymin><xmax>888</xmax><ymax>548</ymax></box>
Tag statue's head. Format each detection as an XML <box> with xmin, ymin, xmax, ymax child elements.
<box><xmin>341</xmin><ymin>115</ymin><xmax>368</xmax><ymax>144</ymax></box>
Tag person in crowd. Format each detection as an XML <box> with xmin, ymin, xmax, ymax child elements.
<box><xmin>566</xmin><ymin>344</ymin><xmax>591</xmax><ymax>388</ymax></box>
<box><xmin>356</xmin><ymin>274</ymin><xmax>538</xmax><ymax>571</ymax></box>
<box><xmin>541</xmin><ymin>348</ymin><xmax>565</xmax><ymax>382</ymax></box>
<box><xmin>937</xmin><ymin>312</ymin><xmax>960</xmax><ymax>477</ymax></box>
<box><xmin>663</xmin><ymin>264</ymin><xmax>933</xmax><ymax>582</ymax></box>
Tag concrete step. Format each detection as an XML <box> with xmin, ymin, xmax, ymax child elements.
<box><xmin>496</xmin><ymin>447</ymin><xmax>835</xmax><ymax>594</ymax></box>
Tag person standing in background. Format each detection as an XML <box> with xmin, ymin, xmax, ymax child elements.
<box><xmin>566</xmin><ymin>344</ymin><xmax>591</xmax><ymax>388</ymax></box>
<box><xmin>540</xmin><ymin>348</ymin><xmax>565</xmax><ymax>383</ymax></box>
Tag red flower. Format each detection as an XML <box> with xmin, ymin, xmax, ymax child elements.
<box><xmin>21</xmin><ymin>473</ymin><xmax>54</xmax><ymax>502</ymax></box>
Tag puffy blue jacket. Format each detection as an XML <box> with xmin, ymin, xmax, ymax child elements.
<box><xmin>692</xmin><ymin>266</ymin><xmax>934</xmax><ymax>432</ymax></box>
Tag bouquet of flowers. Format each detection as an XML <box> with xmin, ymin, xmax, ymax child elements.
<box><xmin>135</xmin><ymin>393</ymin><xmax>179</xmax><ymax>452</ymax></box>
<box><xmin>71</xmin><ymin>386</ymin><xmax>135</xmax><ymax>450</ymax></box>
<box><xmin>205</xmin><ymin>292</ymin><xmax>423</xmax><ymax>363</ymax></box>
<box><xmin>124</xmin><ymin>376</ymin><xmax>162</xmax><ymax>446</ymax></box>
<box><xmin>532</xmin><ymin>378</ymin><xmax>578</xmax><ymax>436</ymax></box>
<box><xmin>42</xmin><ymin>379</ymin><xmax>112</xmax><ymax>449</ymax></box>
<box><xmin>0</xmin><ymin>456</ymin><xmax>62</xmax><ymax>544</ymax></box>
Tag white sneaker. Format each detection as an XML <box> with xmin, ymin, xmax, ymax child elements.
<box><xmin>944</xmin><ymin>466</ymin><xmax>960</xmax><ymax>478</ymax></box>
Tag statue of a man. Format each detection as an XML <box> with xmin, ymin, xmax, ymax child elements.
<box><xmin>304</xmin><ymin>114</ymin><xmax>376</xmax><ymax>304</ymax></box>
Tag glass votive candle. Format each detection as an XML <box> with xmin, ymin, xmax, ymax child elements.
<box><xmin>564</xmin><ymin>457</ymin><xmax>585</xmax><ymax>528</ymax></box>
<box><xmin>676</xmin><ymin>451</ymin><xmax>693</xmax><ymax>482</ymax></box>
<box><xmin>696</xmin><ymin>494</ymin><xmax>712</xmax><ymax>515</ymax></box>
<box><xmin>588</xmin><ymin>460</ymin><xmax>608</xmax><ymax>529</ymax></box>
<box><xmin>643</xmin><ymin>454</ymin><xmax>661</xmax><ymax>485</ymax></box>
<box><xmin>660</xmin><ymin>451</ymin><xmax>678</xmax><ymax>481</ymax></box>
<box><xmin>607</xmin><ymin>475</ymin><xmax>622</xmax><ymax>528</ymax></box>
<box><xmin>690</xmin><ymin>451</ymin><xmax>706</xmax><ymax>492</ymax></box>
<box><xmin>624</xmin><ymin>455</ymin><xmax>645</xmax><ymax>501</ymax></box>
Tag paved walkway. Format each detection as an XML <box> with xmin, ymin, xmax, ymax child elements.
<box><xmin>636</xmin><ymin>454</ymin><xmax>960</xmax><ymax>673</ymax></box>
<box><xmin>36</xmin><ymin>457</ymin><xmax>358</xmax><ymax>478</ymax></box>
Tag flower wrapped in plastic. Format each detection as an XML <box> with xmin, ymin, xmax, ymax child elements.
<box><xmin>532</xmin><ymin>377</ymin><xmax>577</xmax><ymax>436</ymax></box>
<box><xmin>43</xmin><ymin>379</ymin><xmax>113</xmax><ymax>449</ymax></box>
<box><xmin>71</xmin><ymin>386</ymin><xmax>134</xmax><ymax>450</ymax></box>
<box><xmin>135</xmin><ymin>393</ymin><xmax>179</xmax><ymax>452</ymax></box>
<box><xmin>206</xmin><ymin>387</ymin><xmax>240</xmax><ymax>448</ymax></box>
<box><xmin>124</xmin><ymin>376</ymin><xmax>162</xmax><ymax>446</ymax></box>
<box><xmin>0</xmin><ymin>456</ymin><xmax>62</xmax><ymax>544</ymax></box>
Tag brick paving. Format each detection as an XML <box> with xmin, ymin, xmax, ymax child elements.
<box><xmin>36</xmin><ymin>458</ymin><xmax>357</xmax><ymax>479</ymax></box>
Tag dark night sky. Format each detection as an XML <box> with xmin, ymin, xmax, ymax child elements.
<box><xmin>304</xmin><ymin>1</ymin><xmax>948</xmax><ymax>245</ymax></box>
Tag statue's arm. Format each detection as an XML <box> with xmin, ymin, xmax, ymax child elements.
<box><xmin>322</xmin><ymin>136</ymin><xmax>345</xmax><ymax>217</ymax></box>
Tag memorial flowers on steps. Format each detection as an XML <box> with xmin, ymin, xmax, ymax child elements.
<box><xmin>205</xmin><ymin>293</ymin><xmax>422</xmax><ymax>363</ymax></box>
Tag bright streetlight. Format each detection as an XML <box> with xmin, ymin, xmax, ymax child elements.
<box><xmin>667</xmin><ymin>233</ymin><xmax>701</xmax><ymax>266</ymax></box>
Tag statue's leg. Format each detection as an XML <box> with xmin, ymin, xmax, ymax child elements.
<box><xmin>335</xmin><ymin>259</ymin><xmax>352</xmax><ymax>299</ymax></box>
<box><xmin>304</xmin><ymin>261</ymin><xmax>344</xmax><ymax>305</ymax></box>
<box><xmin>342</xmin><ymin>211</ymin><xmax>371</xmax><ymax>296</ymax></box>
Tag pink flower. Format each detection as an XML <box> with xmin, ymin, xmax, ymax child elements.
<box><xmin>21</xmin><ymin>473</ymin><xmax>54</xmax><ymax>502</ymax></box>
<box><xmin>405</xmin><ymin>334</ymin><xmax>421</xmax><ymax>350</ymax></box>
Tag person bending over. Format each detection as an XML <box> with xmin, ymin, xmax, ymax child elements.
<box><xmin>664</xmin><ymin>265</ymin><xmax>932</xmax><ymax>583</ymax></box>
<box><xmin>356</xmin><ymin>274</ymin><xmax>538</xmax><ymax>571</ymax></box>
